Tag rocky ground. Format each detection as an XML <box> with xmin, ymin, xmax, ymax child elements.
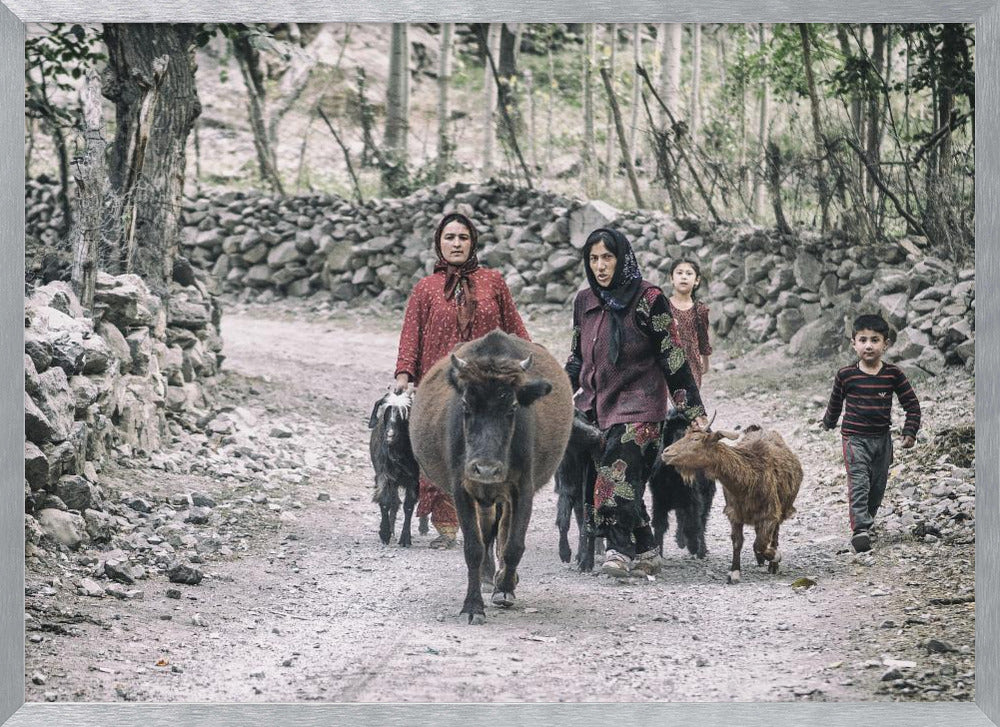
<box><xmin>24</xmin><ymin>301</ymin><xmax>976</xmax><ymax>703</ymax></box>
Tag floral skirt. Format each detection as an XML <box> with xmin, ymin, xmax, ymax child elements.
<box><xmin>416</xmin><ymin>476</ymin><xmax>458</xmax><ymax>532</ymax></box>
<box><xmin>590</xmin><ymin>420</ymin><xmax>663</xmax><ymax>558</ymax></box>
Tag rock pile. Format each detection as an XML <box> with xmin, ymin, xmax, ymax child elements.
<box><xmin>24</xmin><ymin>272</ymin><xmax>223</xmax><ymax>550</ymax></box>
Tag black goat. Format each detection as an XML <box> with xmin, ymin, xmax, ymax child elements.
<box><xmin>554</xmin><ymin>410</ymin><xmax>604</xmax><ymax>572</ymax></box>
<box><xmin>649</xmin><ymin>405</ymin><xmax>716</xmax><ymax>559</ymax></box>
<box><xmin>368</xmin><ymin>390</ymin><xmax>420</xmax><ymax>547</ymax></box>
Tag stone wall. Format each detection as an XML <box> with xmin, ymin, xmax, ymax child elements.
<box><xmin>176</xmin><ymin>183</ymin><xmax>974</xmax><ymax>373</ymax></box>
<box><xmin>24</xmin><ymin>272</ymin><xmax>222</xmax><ymax>549</ymax></box>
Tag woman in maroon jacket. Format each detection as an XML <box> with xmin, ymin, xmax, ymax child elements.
<box><xmin>394</xmin><ymin>212</ymin><xmax>530</xmax><ymax>548</ymax></box>
<box><xmin>565</xmin><ymin>228</ymin><xmax>706</xmax><ymax>577</ymax></box>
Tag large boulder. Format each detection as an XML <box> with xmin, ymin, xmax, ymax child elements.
<box><xmin>568</xmin><ymin>200</ymin><xmax>620</xmax><ymax>249</ymax></box>
<box><xmin>55</xmin><ymin>475</ymin><xmax>103</xmax><ymax>512</ymax></box>
<box><xmin>788</xmin><ymin>318</ymin><xmax>844</xmax><ymax>359</ymax></box>
<box><xmin>36</xmin><ymin>508</ymin><xmax>88</xmax><ymax>550</ymax></box>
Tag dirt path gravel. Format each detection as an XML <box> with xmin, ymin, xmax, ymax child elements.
<box><xmin>24</xmin><ymin>308</ymin><xmax>975</xmax><ymax>703</ymax></box>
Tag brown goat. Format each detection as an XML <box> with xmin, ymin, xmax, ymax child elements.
<box><xmin>661</xmin><ymin>424</ymin><xmax>802</xmax><ymax>584</ymax></box>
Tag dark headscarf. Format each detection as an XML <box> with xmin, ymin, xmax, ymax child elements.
<box><xmin>582</xmin><ymin>228</ymin><xmax>643</xmax><ymax>366</ymax></box>
<box><xmin>433</xmin><ymin>212</ymin><xmax>481</xmax><ymax>340</ymax></box>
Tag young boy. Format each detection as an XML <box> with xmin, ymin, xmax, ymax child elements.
<box><xmin>822</xmin><ymin>314</ymin><xmax>921</xmax><ymax>553</ymax></box>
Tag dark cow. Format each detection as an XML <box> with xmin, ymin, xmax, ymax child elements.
<box><xmin>649</xmin><ymin>404</ymin><xmax>716</xmax><ymax>559</ymax></box>
<box><xmin>554</xmin><ymin>410</ymin><xmax>604</xmax><ymax>571</ymax></box>
<box><xmin>410</xmin><ymin>330</ymin><xmax>574</xmax><ymax>624</ymax></box>
<box><xmin>368</xmin><ymin>390</ymin><xmax>420</xmax><ymax>547</ymax></box>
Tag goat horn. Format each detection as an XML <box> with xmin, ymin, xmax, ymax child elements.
<box><xmin>706</xmin><ymin>410</ymin><xmax>717</xmax><ymax>431</ymax></box>
<box><xmin>519</xmin><ymin>354</ymin><xmax>533</xmax><ymax>371</ymax></box>
<box><xmin>717</xmin><ymin>430</ymin><xmax>740</xmax><ymax>440</ymax></box>
<box><xmin>452</xmin><ymin>354</ymin><xmax>468</xmax><ymax>370</ymax></box>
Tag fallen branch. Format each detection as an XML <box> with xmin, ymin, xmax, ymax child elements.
<box><xmin>599</xmin><ymin>65</ymin><xmax>644</xmax><ymax>208</ymax></box>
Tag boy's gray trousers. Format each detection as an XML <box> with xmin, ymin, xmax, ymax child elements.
<box><xmin>841</xmin><ymin>432</ymin><xmax>893</xmax><ymax>533</ymax></box>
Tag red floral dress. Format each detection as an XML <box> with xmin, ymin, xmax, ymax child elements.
<box><xmin>395</xmin><ymin>267</ymin><xmax>530</xmax><ymax>530</ymax></box>
<box><xmin>668</xmin><ymin>301</ymin><xmax>712</xmax><ymax>387</ymax></box>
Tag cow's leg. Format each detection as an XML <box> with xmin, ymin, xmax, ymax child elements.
<box><xmin>454</xmin><ymin>486</ymin><xmax>486</xmax><ymax>624</ymax></box>
<box><xmin>493</xmin><ymin>489</ymin><xmax>532</xmax><ymax>607</ymax></box>
<box><xmin>376</xmin><ymin>476</ymin><xmax>399</xmax><ymax>545</ymax></box>
<box><xmin>397</xmin><ymin>480</ymin><xmax>418</xmax><ymax>548</ymax></box>
<box><xmin>727</xmin><ymin>519</ymin><xmax>744</xmax><ymax>584</ymax></box>
<box><xmin>477</xmin><ymin>502</ymin><xmax>498</xmax><ymax>586</ymax></box>
<box><xmin>767</xmin><ymin>523</ymin><xmax>782</xmax><ymax>574</ymax></box>
<box><xmin>650</xmin><ymin>476</ymin><xmax>669</xmax><ymax>556</ymax></box>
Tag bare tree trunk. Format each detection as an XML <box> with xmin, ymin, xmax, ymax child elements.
<box><xmin>547</xmin><ymin>44</ymin><xmax>556</xmax><ymax>167</ymax></box>
<box><xmin>604</xmin><ymin>23</ymin><xmax>617</xmax><ymax>190</ymax></box>
<box><xmin>103</xmin><ymin>23</ymin><xmax>201</xmax><ymax>294</ymax></box>
<box><xmin>478</xmin><ymin>25</ymin><xmax>534</xmax><ymax>188</ymax></box>
<box><xmin>482</xmin><ymin>23</ymin><xmax>500</xmax><ymax>177</ymax></box>
<box><xmin>233</xmin><ymin>33</ymin><xmax>285</xmax><ymax>195</ymax></box>
<box><xmin>798</xmin><ymin>24</ymin><xmax>831</xmax><ymax>232</ymax></box>
<box><xmin>660</xmin><ymin>23</ymin><xmax>682</xmax><ymax>130</ymax></box>
<box><xmin>752</xmin><ymin>23</ymin><xmax>770</xmax><ymax>220</ymax></box>
<box><xmin>766</xmin><ymin>140</ymin><xmax>791</xmax><ymax>234</ymax></box>
<box><xmin>436</xmin><ymin>22</ymin><xmax>454</xmax><ymax>182</ymax></box>
<box><xmin>71</xmin><ymin>68</ymin><xmax>107</xmax><ymax>314</ymax></box>
<box><xmin>629</xmin><ymin>23</ymin><xmax>642</xmax><ymax>165</ymax></box>
<box><xmin>836</xmin><ymin>25</ymin><xmax>864</xmax><ymax>140</ymax></box>
<box><xmin>866</xmin><ymin>24</ymin><xmax>885</xmax><ymax>203</ymax></box>
<box><xmin>690</xmin><ymin>23</ymin><xmax>702</xmax><ymax>146</ymax></box>
<box><xmin>600</xmin><ymin>65</ymin><xmax>643</xmax><ymax>208</ymax></box>
<box><xmin>384</xmin><ymin>23</ymin><xmax>410</xmax><ymax>193</ymax></box>
<box><xmin>583</xmin><ymin>23</ymin><xmax>597</xmax><ymax>196</ymax></box>
<box><xmin>525</xmin><ymin>69</ymin><xmax>537</xmax><ymax>170</ymax></box>
<box><xmin>25</xmin><ymin>116</ymin><xmax>36</xmax><ymax>179</ymax></box>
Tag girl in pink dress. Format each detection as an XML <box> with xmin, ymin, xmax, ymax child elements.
<box><xmin>667</xmin><ymin>259</ymin><xmax>712</xmax><ymax>388</ymax></box>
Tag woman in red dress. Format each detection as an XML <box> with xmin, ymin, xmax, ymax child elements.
<box><xmin>394</xmin><ymin>212</ymin><xmax>530</xmax><ymax>548</ymax></box>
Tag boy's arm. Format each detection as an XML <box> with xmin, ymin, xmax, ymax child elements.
<box><xmin>821</xmin><ymin>372</ymin><xmax>845</xmax><ymax>430</ymax></box>
<box><xmin>894</xmin><ymin>368</ymin><xmax>921</xmax><ymax>442</ymax></box>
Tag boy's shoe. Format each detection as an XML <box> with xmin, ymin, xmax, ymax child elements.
<box><xmin>632</xmin><ymin>550</ymin><xmax>664</xmax><ymax>576</ymax></box>
<box><xmin>601</xmin><ymin>550</ymin><xmax>633</xmax><ymax>577</ymax></box>
<box><xmin>851</xmin><ymin>529</ymin><xmax>872</xmax><ymax>553</ymax></box>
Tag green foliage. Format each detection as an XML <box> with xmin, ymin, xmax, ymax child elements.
<box><xmin>25</xmin><ymin>23</ymin><xmax>105</xmax><ymax>126</ymax></box>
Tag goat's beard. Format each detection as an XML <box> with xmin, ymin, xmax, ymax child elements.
<box><xmin>675</xmin><ymin>466</ymin><xmax>702</xmax><ymax>485</ymax></box>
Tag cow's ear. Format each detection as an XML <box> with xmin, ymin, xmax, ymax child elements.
<box><xmin>517</xmin><ymin>379</ymin><xmax>552</xmax><ymax>407</ymax></box>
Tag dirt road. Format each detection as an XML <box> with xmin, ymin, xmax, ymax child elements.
<box><xmin>24</xmin><ymin>308</ymin><xmax>975</xmax><ymax>703</ymax></box>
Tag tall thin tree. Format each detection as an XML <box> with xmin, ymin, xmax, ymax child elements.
<box><xmin>436</xmin><ymin>22</ymin><xmax>454</xmax><ymax>182</ymax></box>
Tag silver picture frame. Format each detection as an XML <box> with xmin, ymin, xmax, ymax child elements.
<box><xmin>2</xmin><ymin>3</ymin><xmax>996</xmax><ymax>725</ymax></box>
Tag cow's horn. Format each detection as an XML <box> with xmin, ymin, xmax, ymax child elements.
<box><xmin>519</xmin><ymin>354</ymin><xmax>533</xmax><ymax>371</ymax></box>
<box><xmin>452</xmin><ymin>354</ymin><xmax>468</xmax><ymax>370</ymax></box>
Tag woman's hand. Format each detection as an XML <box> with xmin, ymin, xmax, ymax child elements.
<box><xmin>690</xmin><ymin>415</ymin><xmax>709</xmax><ymax>431</ymax></box>
<box><xmin>394</xmin><ymin>374</ymin><xmax>411</xmax><ymax>393</ymax></box>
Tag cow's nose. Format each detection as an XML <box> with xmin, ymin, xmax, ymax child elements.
<box><xmin>467</xmin><ymin>460</ymin><xmax>505</xmax><ymax>482</ymax></box>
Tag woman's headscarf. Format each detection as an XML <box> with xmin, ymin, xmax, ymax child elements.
<box><xmin>582</xmin><ymin>228</ymin><xmax>643</xmax><ymax>366</ymax></box>
<box><xmin>433</xmin><ymin>212</ymin><xmax>481</xmax><ymax>340</ymax></box>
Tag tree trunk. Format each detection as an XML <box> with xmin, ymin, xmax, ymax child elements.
<box><xmin>629</xmin><ymin>24</ymin><xmax>642</xmax><ymax>166</ymax></box>
<box><xmin>766</xmin><ymin>141</ymin><xmax>791</xmax><ymax>234</ymax></box>
<box><xmin>583</xmin><ymin>23</ymin><xmax>597</xmax><ymax>196</ymax></box>
<box><xmin>600</xmin><ymin>65</ymin><xmax>644</xmax><ymax>208</ymax></box>
<box><xmin>498</xmin><ymin>22</ymin><xmax>522</xmax><ymax>157</ymax></box>
<box><xmin>482</xmin><ymin>23</ymin><xmax>500</xmax><ymax>176</ymax></box>
<box><xmin>103</xmin><ymin>23</ymin><xmax>201</xmax><ymax>294</ymax></box>
<box><xmin>525</xmin><ymin>69</ymin><xmax>537</xmax><ymax>170</ymax></box>
<box><xmin>866</xmin><ymin>24</ymin><xmax>885</xmax><ymax>202</ymax></box>
<box><xmin>233</xmin><ymin>33</ymin><xmax>285</xmax><ymax>195</ymax></box>
<box><xmin>690</xmin><ymin>23</ymin><xmax>702</xmax><ymax>146</ymax></box>
<box><xmin>547</xmin><ymin>44</ymin><xmax>556</xmax><ymax>167</ymax></box>
<box><xmin>384</xmin><ymin>23</ymin><xmax>410</xmax><ymax>193</ymax></box>
<box><xmin>752</xmin><ymin>23</ymin><xmax>770</xmax><ymax>220</ymax></box>
<box><xmin>798</xmin><ymin>24</ymin><xmax>831</xmax><ymax>232</ymax></box>
<box><xmin>938</xmin><ymin>24</ymin><xmax>962</xmax><ymax>179</ymax></box>
<box><xmin>71</xmin><ymin>68</ymin><xmax>107</xmax><ymax>314</ymax></box>
<box><xmin>661</xmin><ymin>23</ymin><xmax>682</xmax><ymax>130</ymax></box>
<box><xmin>436</xmin><ymin>22</ymin><xmax>454</xmax><ymax>182</ymax></box>
<box><xmin>836</xmin><ymin>25</ymin><xmax>864</xmax><ymax>140</ymax></box>
<box><xmin>604</xmin><ymin>23</ymin><xmax>617</xmax><ymax>190</ymax></box>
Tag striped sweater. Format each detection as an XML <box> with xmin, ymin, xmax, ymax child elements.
<box><xmin>822</xmin><ymin>362</ymin><xmax>921</xmax><ymax>438</ymax></box>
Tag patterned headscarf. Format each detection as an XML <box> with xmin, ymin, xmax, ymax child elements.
<box><xmin>582</xmin><ymin>228</ymin><xmax>643</xmax><ymax>366</ymax></box>
<box><xmin>433</xmin><ymin>212</ymin><xmax>480</xmax><ymax>340</ymax></box>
